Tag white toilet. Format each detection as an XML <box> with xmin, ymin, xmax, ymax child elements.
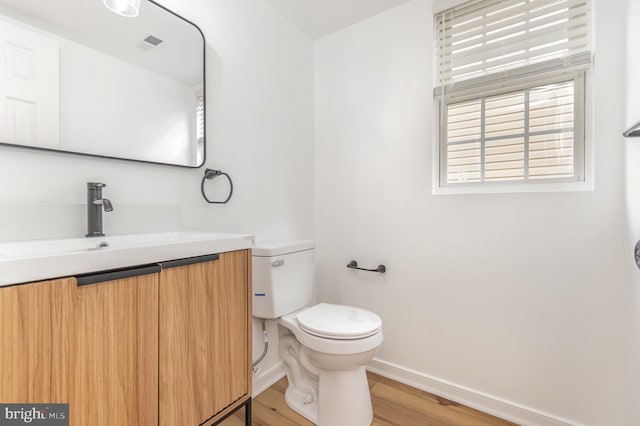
<box><xmin>252</xmin><ymin>240</ymin><xmax>383</xmax><ymax>426</ymax></box>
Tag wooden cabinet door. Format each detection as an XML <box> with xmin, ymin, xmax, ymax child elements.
<box><xmin>0</xmin><ymin>278</ymin><xmax>75</xmax><ymax>404</ymax></box>
<box><xmin>72</xmin><ymin>273</ymin><xmax>158</xmax><ymax>426</ymax></box>
<box><xmin>159</xmin><ymin>250</ymin><xmax>251</xmax><ymax>426</ymax></box>
<box><xmin>0</xmin><ymin>272</ymin><xmax>159</xmax><ymax>426</ymax></box>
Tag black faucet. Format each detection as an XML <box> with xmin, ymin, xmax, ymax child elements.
<box><xmin>86</xmin><ymin>182</ymin><xmax>113</xmax><ymax>237</ymax></box>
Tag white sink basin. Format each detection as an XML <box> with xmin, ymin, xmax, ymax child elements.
<box><xmin>0</xmin><ymin>231</ymin><xmax>254</xmax><ymax>286</ymax></box>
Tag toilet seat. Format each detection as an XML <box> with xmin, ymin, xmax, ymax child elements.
<box><xmin>296</xmin><ymin>303</ymin><xmax>381</xmax><ymax>340</ymax></box>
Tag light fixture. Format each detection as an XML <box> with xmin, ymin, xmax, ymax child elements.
<box><xmin>103</xmin><ymin>0</ymin><xmax>140</xmax><ymax>17</ymax></box>
<box><xmin>624</xmin><ymin>120</ymin><xmax>640</xmax><ymax>138</ymax></box>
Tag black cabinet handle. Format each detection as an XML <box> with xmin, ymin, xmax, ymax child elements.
<box><xmin>75</xmin><ymin>253</ymin><xmax>221</xmax><ymax>286</ymax></box>
<box><xmin>77</xmin><ymin>264</ymin><xmax>161</xmax><ymax>286</ymax></box>
<box><xmin>160</xmin><ymin>253</ymin><xmax>220</xmax><ymax>269</ymax></box>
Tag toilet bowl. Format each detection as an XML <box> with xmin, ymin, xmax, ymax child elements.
<box><xmin>277</xmin><ymin>304</ymin><xmax>383</xmax><ymax>426</ymax></box>
<box><xmin>252</xmin><ymin>240</ymin><xmax>383</xmax><ymax>426</ymax></box>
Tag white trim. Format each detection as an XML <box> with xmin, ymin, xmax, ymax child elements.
<box><xmin>366</xmin><ymin>358</ymin><xmax>582</xmax><ymax>426</ymax></box>
<box><xmin>433</xmin><ymin>179</ymin><xmax>593</xmax><ymax>195</ymax></box>
<box><xmin>252</xmin><ymin>361</ymin><xmax>286</xmax><ymax>397</ymax></box>
<box><xmin>583</xmin><ymin>65</ymin><xmax>594</xmax><ymax>190</ymax></box>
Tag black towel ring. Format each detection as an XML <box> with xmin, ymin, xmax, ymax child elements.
<box><xmin>201</xmin><ymin>168</ymin><xmax>234</xmax><ymax>204</ymax></box>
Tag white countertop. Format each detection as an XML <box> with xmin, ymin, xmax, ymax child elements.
<box><xmin>0</xmin><ymin>231</ymin><xmax>255</xmax><ymax>287</ymax></box>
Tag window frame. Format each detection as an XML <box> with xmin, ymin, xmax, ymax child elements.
<box><xmin>432</xmin><ymin>74</ymin><xmax>595</xmax><ymax>195</ymax></box>
<box><xmin>435</xmin><ymin>71</ymin><xmax>586</xmax><ymax>188</ymax></box>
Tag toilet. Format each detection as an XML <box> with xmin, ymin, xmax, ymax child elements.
<box><xmin>252</xmin><ymin>240</ymin><xmax>383</xmax><ymax>426</ymax></box>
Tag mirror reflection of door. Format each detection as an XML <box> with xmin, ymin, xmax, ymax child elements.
<box><xmin>0</xmin><ymin>17</ymin><xmax>59</xmax><ymax>148</ymax></box>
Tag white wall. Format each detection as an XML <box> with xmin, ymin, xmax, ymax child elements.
<box><xmin>624</xmin><ymin>0</ymin><xmax>640</xmax><ymax>423</ymax></box>
<box><xmin>59</xmin><ymin>38</ymin><xmax>198</xmax><ymax>165</ymax></box>
<box><xmin>0</xmin><ymin>0</ymin><xmax>314</xmax><ymax>389</ymax></box>
<box><xmin>314</xmin><ymin>0</ymin><xmax>629</xmax><ymax>424</ymax></box>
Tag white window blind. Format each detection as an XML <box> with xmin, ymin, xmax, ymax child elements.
<box><xmin>196</xmin><ymin>95</ymin><xmax>204</xmax><ymax>142</ymax></box>
<box><xmin>436</xmin><ymin>0</ymin><xmax>591</xmax><ymax>92</ymax></box>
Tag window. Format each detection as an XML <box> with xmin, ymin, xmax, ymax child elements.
<box><xmin>196</xmin><ymin>95</ymin><xmax>205</xmax><ymax>143</ymax></box>
<box><xmin>434</xmin><ymin>0</ymin><xmax>592</xmax><ymax>191</ymax></box>
<box><xmin>196</xmin><ymin>92</ymin><xmax>204</xmax><ymax>165</ymax></box>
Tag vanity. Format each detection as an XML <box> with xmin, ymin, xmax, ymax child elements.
<box><xmin>0</xmin><ymin>232</ymin><xmax>254</xmax><ymax>426</ymax></box>
<box><xmin>0</xmin><ymin>0</ymin><xmax>250</xmax><ymax>422</ymax></box>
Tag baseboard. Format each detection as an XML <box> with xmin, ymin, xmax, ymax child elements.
<box><xmin>367</xmin><ymin>358</ymin><xmax>582</xmax><ymax>426</ymax></box>
<box><xmin>252</xmin><ymin>361</ymin><xmax>286</xmax><ymax>397</ymax></box>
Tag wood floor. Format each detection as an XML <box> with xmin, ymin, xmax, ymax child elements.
<box><xmin>220</xmin><ymin>372</ymin><xmax>518</xmax><ymax>426</ymax></box>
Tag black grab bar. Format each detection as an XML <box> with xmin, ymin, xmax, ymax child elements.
<box><xmin>347</xmin><ymin>260</ymin><xmax>386</xmax><ymax>273</ymax></box>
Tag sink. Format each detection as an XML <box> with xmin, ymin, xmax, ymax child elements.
<box><xmin>0</xmin><ymin>232</ymin><xmax>236</xmax><ymax>257</ymax></box>
<box><xmin>0</xmin><ymin>231</ymin><xmax>254</xmax><ymax>286</ymax></box>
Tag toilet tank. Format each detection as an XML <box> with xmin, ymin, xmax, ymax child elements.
<box><xmin>252</xmin><ymin>239</ymin><xmax>315</xmax><ymax>319</ymax></box>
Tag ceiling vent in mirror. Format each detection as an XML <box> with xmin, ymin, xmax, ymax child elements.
<box><xmin>136</xmin><ymin>33</ymin><xmax>166</xmax><ymax>51</ymax></box>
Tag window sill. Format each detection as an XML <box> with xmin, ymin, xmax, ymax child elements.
<box><xmin>432</xmin><ymin>179</ymin><xmax>594</xmax><ymax>195</ymax></box>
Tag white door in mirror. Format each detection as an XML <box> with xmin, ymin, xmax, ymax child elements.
<box><xmin>0</xmin><ymin>17</ymin><xmax>59</xmax><ymax>148</ymax></box>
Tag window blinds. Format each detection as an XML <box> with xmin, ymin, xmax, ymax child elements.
<box><xmin>196</xmin><ymin>96</ymin><xmax>204</xmax><ymax>142</ymax></box>
<box><xmin>435</xmin><ymin>0</ymin><xmax>591</xmax><ymax>92</ymax></box>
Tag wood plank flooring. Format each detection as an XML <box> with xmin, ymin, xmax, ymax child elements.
<box><xmin>220</xmin><ymin>372</ymin><xmax>518</xmax><ymax>426</ymax></box>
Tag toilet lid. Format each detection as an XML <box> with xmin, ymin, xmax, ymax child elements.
<box><xmin>296</xmin><ymin>303</ymin><xmax>382</xmax><ymax>340</ymax></box>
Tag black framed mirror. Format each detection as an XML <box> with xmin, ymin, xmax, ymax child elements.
<box><xmin>0</xmin><ymin>0</ymin><xmax>205</xmax><ymax>167</ymax></box>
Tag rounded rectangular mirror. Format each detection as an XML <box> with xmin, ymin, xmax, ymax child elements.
<box><xmin>0</xmin><ymin>0</ymin><xmax>205</xmax><ymax>167</ymax></box>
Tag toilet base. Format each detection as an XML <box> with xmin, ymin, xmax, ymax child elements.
<box><xmin>283</xmin><ymin>367</ymin><xmax>373</xmax><ymax>426</ymax></box>
<box><xmin>317</xmin><ymin>366</ymin><xmax>373</xmax><ymax>426</ymax></box>
<box><xmin>279</xmin><ymin>331</ymin><xmax>374</xmax><ymax>426</ymax></box>
<box><xmin>284</xmin><ymin>385</ymin><xmax>319</xmax><ymax>424</ymax></box>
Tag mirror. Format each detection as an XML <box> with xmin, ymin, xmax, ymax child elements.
<box><xmin>0</xmin><ymin>0</ymin><xmax>205</xmax><ymax>167</ymax></box>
